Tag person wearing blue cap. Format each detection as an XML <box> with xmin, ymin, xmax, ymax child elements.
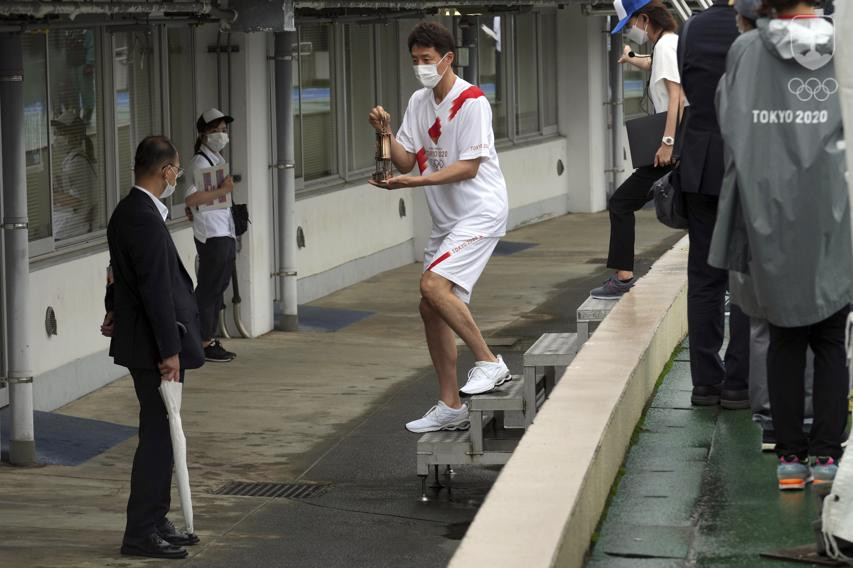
<box><xmin>590</xmin><ymin>0</ymin><xmax>683</xmax><ymax>300</ymax></box>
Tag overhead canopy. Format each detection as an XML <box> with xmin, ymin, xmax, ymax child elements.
<box><xmin>0</xmin><ymin>0</ymin><xmax>706</xmax><ymax>28</ymax></box>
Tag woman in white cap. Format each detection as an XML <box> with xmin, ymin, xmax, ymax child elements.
<box><xmin>185</xmin><ymin>108</ymin><xmax>236</xmax><ymax>363</ymax></box>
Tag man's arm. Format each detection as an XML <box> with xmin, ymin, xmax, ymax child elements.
<box><xmin>370</xmin><ymin>158</ymin><xmax>481</xmax><ymax>190</ymax></box>
<box><xmin>101</xmin><ymin>262</ymin><xmax>115</xmax><ymax>337</ymax></box>
<box><xmin>127</xmin><ymin>221</ymin><xmax>181</xmax><ymax>364</ymax></box>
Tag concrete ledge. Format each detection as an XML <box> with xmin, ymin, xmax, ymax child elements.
<box><xmin>450</xmin><ymin>235</ymin><xmax>689</xmax><ymax>568</ymax></box>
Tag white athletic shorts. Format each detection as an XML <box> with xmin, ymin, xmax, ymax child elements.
<box><xmin>423</xmin><ymin>233</ymin><xmax>500</xmax><ymax>304</ymax></box>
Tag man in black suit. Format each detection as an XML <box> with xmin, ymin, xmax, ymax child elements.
<box><xmin>102</xmin><ymin>135</ymin><xmax>205</xmax><ymax>559</ymax></box>
<box><xmin>677</xmin><ymin>0</ymin><xmax>750</xmax><ymax>407</ymax></box>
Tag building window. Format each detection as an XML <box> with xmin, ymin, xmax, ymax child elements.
<box><xmin>48</xmin><ymin>28</ymin><xmax>107</xmax><ymax>245</ymax></box>
<box><xmin>540</xmin><ymin>12</ymin><xmax>558</xmax><ymax>130</ymax></box>
<box><xmin>479</xmin><ymin>16</ymin><xmax>507</xmax><ymax>140</ymax></box>
<box><xmin>344</xmin><ymin>24</ymin><xmax>376</xmax><ymax>174</ymax></box>
<box><xmin>297</xmin><ymin>24</ymin><xmax>335</xmax><ymax>182</ymax></box>
<box><xmin>113</xmin><ymin>30</ymin><xmax>159</xmax><ymax>196</ymax></box>
<box><xmin>167</xmin><ymin>27</ymin><xmax>196</xmax><ymax>216</ymax></box>
<box><xmin>377</xmin><ymin>23</ymin><xmax>401</xmax><ymax>132</ymax></box>
<box><xmin>514</xmin><ymin>14</ymin><xmax>540</xmax><ymax>136</ymax></box>
<box><xmin>23</xmin><ymin>33</ymin><xmax>52</xmax><ymax>245</ymax></box>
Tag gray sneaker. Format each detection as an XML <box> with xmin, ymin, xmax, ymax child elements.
<box><xmin>590</xmin><ymin>275</ymin><xmax>635</xmax><ymax>300</ymax></box>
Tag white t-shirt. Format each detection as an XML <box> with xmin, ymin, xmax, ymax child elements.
<box><xmin>649</xmin><ymin>32</ymin><xmax>681</xmax><ymax>114</ymax></box>
<box><xmin>186</xmin><ymin>144</ymin><xmax>235</xmax><ymax>243</ymax></box>
<box><xmin>396</xmin><ymin>77</ymin><xmax>508</xmax><ymax>238</ymax></box>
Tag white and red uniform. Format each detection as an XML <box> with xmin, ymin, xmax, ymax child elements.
<box><xmin>396</xmin><ymin>77</ymin><xmax>509</xmax><ymax>303</ymax></box>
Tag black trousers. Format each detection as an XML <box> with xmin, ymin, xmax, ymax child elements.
<box><xmin>607</xmin><ymin>165</ymin><xmax>671</xmax><ymax>271</ymax></box>
<box><xmin>195</xmin><ymin>236</ymin><xmax>236</xmax><ymax>342</ymax></box>
<box><xmin>685</xmin><ymin>192</ymin><xmax>750</xmax><ymax>389</ymax></box>
<box><xmin>125</xmin><ymin>367</ymin><xmax>180</xmax><ymax>539</ymax></box>
<box><xmin>768</xmin><ymin>306</ymin><xmax>850</xmax><ymax>460</ymax></box>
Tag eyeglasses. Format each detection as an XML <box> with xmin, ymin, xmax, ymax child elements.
<box><xmin>165</xmin><ymin>164</ymin><xmax>184</xmax><ymax>179</ymax></box>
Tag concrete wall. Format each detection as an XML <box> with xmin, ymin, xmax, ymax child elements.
<box><xmin>450</xmin><ymin>236</ymin><xmax>690</xmax><ymax>568</ymax></box>
<box><xmin>558</xmin><ymin>7</ymin><xmax>610</xmax><ymax>213</ymax></box>
<box><xmin>28</xmin><ymin>229</ymin><xmax>197</xmax><ymax>411</ymax></box>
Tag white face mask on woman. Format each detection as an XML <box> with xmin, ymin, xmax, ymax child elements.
<box><xmin>624</xmin><ymin>19</ymin><xmax>649</xmax><ymax>45</ymax></box>
<box><xmin>413</xmin><ymin>53</ymin><xmax>449</xmax><ymax>89</ymax></box>
<box><xmin>206</xmin><ymin>131</ymin><xmax>229</xmax><ymax>152</ymax></box>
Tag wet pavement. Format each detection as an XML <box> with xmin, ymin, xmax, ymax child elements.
<box><xmin>0</xmin><ymin>211</ymin><xmax>683</xmax><ymax>568</ymax></box>
<box><xmin>585</xmin><ymin>343</ymin><xmax>825</xmax><ymax>568</ymax></box>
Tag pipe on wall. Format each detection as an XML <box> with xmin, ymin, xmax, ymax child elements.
<box><xmin>607</xmin><ymin>19</ymin><xmax>625</xmax><ymax>197</ymax></box>
<box><xmin>274</xmin><ymin>31</ymin><xmax>299</xmax><ymax>331</ymax></box>
<box><xmin>0</xmin><ymin>33</ymin><xmax>36</xmax><ymax>466</ymax></box>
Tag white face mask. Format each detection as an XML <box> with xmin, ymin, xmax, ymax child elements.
<box><xmin>161</xmin><ymin>167</ymin><xmax>178</xmax><ymax>199</ymax></box>
<box><xmin>624</xmin><ymin>19</ymin><xmax>648</xmax><ymax>45</ymax></box>
<box><xmin>206</xmin><ymin>131</ymin><xmax>229</xmax><ymax>152</ymax></box>
<box><xmin>161</xmin><ymin>180</ymin><xmax>177</xmax><ymax>199</ymax></box>
<box><xmin>413</xmin><ymin>53</ymin><xmax>449</xmax><ymax>89</ymax></box>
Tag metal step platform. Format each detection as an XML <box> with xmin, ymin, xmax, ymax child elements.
<box><xmin>576</xmin><ymin>296</ymin><xmax>617</xmax><ymax>343</ymax></box>
<box><xmin>520</xmin><ymin>332</ymin><xmax>580</xmax><ymax>427</ymax></box>
<box><xmin>415</xmin><ymin>377</ymin><xmax>525</xmax><ymax>500</ymax></box>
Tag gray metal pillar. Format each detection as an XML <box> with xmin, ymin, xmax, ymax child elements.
<box><xmin>607</xmin><ymin>23</ymin><xmax>625</xmax><ymax>197</ymax></box>
<box><xmin>0</xmin><ymin>33</ymin><xmax>36</xmax><ymax>465</ymax></box>
<box><xmin>460</xmin><ymin>17</ymin><xmax>479</xmax><ymax>84</ymax></box>
<box><xmin>274</xmin><ymin>31</ymin><xmax>298</xmax><ymax>331</ymax></box>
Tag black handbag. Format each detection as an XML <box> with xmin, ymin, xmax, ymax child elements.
<box><xmin>651</xmin><ymin>170</ymin><xmax>688</xmax><ymax>229</ymax></box>
<box><xmin>231</xmin><ymin>202</ymin><xmax>251</xmax><ymax>236</ymax></box>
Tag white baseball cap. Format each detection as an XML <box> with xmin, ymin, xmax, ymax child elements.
<box><xmin>197</xmin><ymin>108</ymin><xmax>234</xmax><ymax>132</ymax></box>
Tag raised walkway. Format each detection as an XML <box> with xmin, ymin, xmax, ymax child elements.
<box><xmin>584</xmin><ymin>343</ymin><xmax>822</xmax><ymax>568</ymax></box>
<box><xmin>0</xmin><ymin>211</ymin><xmax>682</xmax><ymax>568</ymax></box>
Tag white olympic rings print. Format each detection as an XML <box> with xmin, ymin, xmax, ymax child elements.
<box><xmin>788</xmin><ymin>78</ymin><xmax>838</xmax><ymax>102</ymax></box>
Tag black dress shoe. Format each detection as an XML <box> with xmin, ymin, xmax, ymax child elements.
<box><xmin>121</xmin><ymin>533</ymin><xmax>188</xmax><ymax>559</ymax></box>
<box><xmin>157</xmin><ymin>518</ymin><xmax>201</xmax><ymax>546</ymax></box>
<box><xmin>720</xmin><ymin>388</ymin><xmax>750</xmax><ymax>410</ymax></box>
<box><xmin>691</xmin><ymin>384</ymin><xmax>721</xmax><ymax>406</ymax></box>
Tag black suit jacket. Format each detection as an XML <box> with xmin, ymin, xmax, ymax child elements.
<box><xmin>677</xmin><ymin>1</ymin><xmax>739</xmax><ymax>195</ymax></box>
<box><xmin>106</xmin><ymin>187</ymin><xmax>204</xmax><ymax>371</ymax></box>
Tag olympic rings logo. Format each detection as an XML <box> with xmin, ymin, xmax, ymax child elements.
<box><xmin>788</xmin><ymin>78</ymin><xmax>838</xmax><ymax>102</ymax></box>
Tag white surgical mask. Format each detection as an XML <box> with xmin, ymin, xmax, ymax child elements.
<box><xmin>624</xmin><ymin>20</ymin><xmax>648</xmax><ymax>45</ymax></box>
<box><xmin>206</xmin><ymin>132</ymin><xmax>229</xmax><ymax>152</ymax></box>
<box><xmin>161</xmin><ymin>167</ymin><xmax>178</xmax><ymax>199</ymax></box>
<box><xmin>413</xmin><ymin>54</ymin><xmax>449</xmax><ymax>89</ymax></box>
<box><xmin>161</xmin><ymin>180</ymin><xmax>176</xmax><ymax>199</ymax></box>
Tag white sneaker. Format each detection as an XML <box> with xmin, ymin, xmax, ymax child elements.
<box><xmin>459</xmin><ymin>355</ymin><xmax>511</xmax><ymax>396</ymax></box>
<box><xmin>405</xmin><ymin>401</ymin><xmax>470</xmax><ymax>433</ymax></box>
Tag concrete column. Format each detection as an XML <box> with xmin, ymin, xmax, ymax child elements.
<box><xmin>459</xmin><ymin>17</ymin><xmax>479</xmax><ymax>85</ymax></box>
<box><xmin>557</xmin><ymin>8</ymin><xmax>609</xmax><ymax>213</ymax></box>
<box><xmin>0</xmin><ymin>33</ymin><xmax>36</xmax><ymax>465</ymax></box>
<box><xmin>274</xmin><ymin>31</ymin><xmax>298</xmax><ymax>331</ymax></box>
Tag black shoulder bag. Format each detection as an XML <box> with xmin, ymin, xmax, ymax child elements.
<box><xmin>194</xmin><ymin>151</ymin><xmax>251</xmax><ymax>236</ymax></box>
<box><xmin>650</xmin><ymin>19</ymin><xmax>691</xmax><ymax>230</ymax></box>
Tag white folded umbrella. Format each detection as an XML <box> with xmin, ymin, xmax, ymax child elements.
<box><xmin>159</xmin><ymin>380</ymin><xmax>195</xmax><ymax>535</ymax></box>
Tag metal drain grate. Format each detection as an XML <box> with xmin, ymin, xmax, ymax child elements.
<box><xmin>213</xmin><ymin>481</ymin><xmax>329</xmax><ymax>499</ymax></box>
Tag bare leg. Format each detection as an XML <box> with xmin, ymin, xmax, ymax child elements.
<box><xmin>616</xmin><ymin>270</ymin><xmax>634</xmax><ymax>281</ymax></box>
<box><xmin>421</xmin><ymin>272</ymin><xmax>496</xmax><ymax>364</ymax></box>
<box><xmin>420</xmin><ymin>298</ymin><xmax>462</xmax><ymax>408</ymax></box>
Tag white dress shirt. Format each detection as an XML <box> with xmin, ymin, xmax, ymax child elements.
<box><xmin>134</xmin><ymin>185</ymin><xmax>169</xmax><ymax>222</ymax></box>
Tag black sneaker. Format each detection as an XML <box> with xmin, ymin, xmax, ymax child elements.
<box><xmin>720</xmin><ymin>388</ymin><xmax>750</xmax><ymax>410</ymax></box>
<box><xmin>691</xmin><ymin>384</ymin><xmax>721</xmax><ymax>406</ymax></box>
<box><xmin>205</xmin><ymin>340</ymin><xmax>234</xmax><ymax>362</ymax></box>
